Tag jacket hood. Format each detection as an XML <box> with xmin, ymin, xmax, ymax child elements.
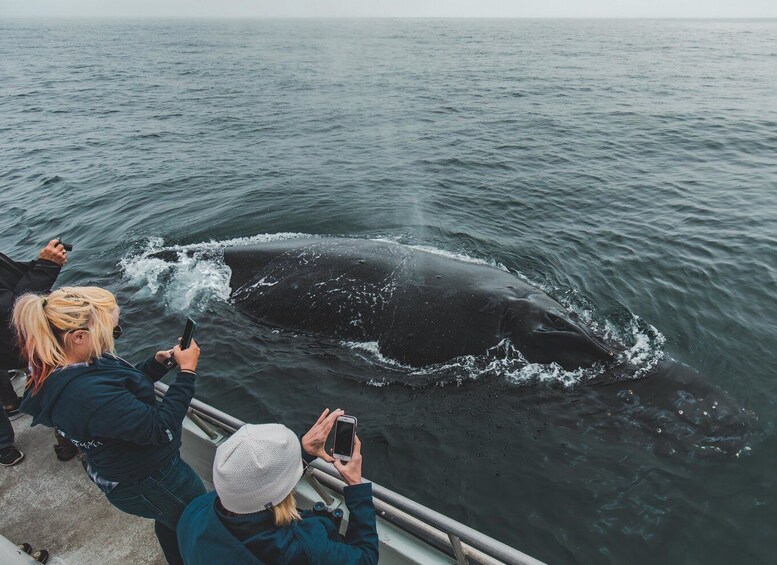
<box><xmin>21</xmin><ymin>359</ymin><xmax>100</xmax><ymax>427</ymax></box>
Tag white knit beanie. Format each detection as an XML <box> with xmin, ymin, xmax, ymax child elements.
<box><xmin>213</xmin><ymin>423</ymin><xmax>303</xmax><ymax>514</ymax></box>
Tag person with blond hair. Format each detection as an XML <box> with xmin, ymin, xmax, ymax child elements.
<box><xmin>177</xmin><ymin>415</ymin><xmax>379</xmax><ymax>565</ymax></box>
<box><xmin>14</xmin><ymin>286</ymin><xmax>205</xmax><ymax>565</ymax></box>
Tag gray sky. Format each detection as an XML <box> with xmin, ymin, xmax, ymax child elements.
<box><xmin>1</xmin><ymin>0</ymin><xmax>776</xmax><ymax>18</ymax></box>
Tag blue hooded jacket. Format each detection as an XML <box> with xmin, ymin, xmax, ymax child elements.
<box><xmin>20</xmin><ymin>353</ymin><xmax>196</xmax><ymax>483</ymax></box>
<box><xmin>178</xmin><ymin>482</ymin><xmax>379</xmax><ymax>565</ymax></box>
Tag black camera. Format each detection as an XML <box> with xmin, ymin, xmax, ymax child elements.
<box><xmin>312</xmin><ymin>501</ymin><xmax>344</xmax><ymax>529</ymax></box>
<box><xmin>56</xmin><ymin>238</ymin><xmax>73</xmax><ymax>252</ymax></box>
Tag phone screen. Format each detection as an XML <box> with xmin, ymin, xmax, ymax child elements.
<box><xmin>333</xmin><ymin>419</ymin><xmax>355</xmax><ymax>457</ymax></box>
<box><xmin>181</xmin><ymin>318</ymin><xmax>195</xmax><ymax>350</ymax></box>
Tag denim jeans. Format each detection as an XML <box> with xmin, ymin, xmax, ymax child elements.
<box><xmin>0</xmin><ymin>408</ymin><xmax>13</xmax><ymax>449</ymax></box>
<box><xmin>106</xmin><ymin>453</ymin><xmax>206</xmax><ymax>565</ymax></box>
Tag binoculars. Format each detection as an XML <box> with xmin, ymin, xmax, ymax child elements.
<box><xmin>312</xmin><ymin>501</ymin><xmax>344</xmax><ymax>529</ymax></box>
<box><xmin>56</xmin><ymin>238</ymin><xmax>73</xmax><ymax>252</ymax></box>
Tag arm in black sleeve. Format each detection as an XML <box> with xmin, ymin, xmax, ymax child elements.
<box><xmin>13</xmin><ymin>259</ymin><xmax>61</xmax><ymax>295</ymax></box>
<box><xmin>87</xmin><ymin>371</ymin><xmax>196</xmax><ymax>446</ymax></box>
<box><xmin>0</xmin><ymin>290</ymin><xmax>14</xmax><ymax>319</ymax></box>
<box><xmin>135</xmin><ymin>356</ymin><xmax>170</xmax><ymax>382</ymax></box>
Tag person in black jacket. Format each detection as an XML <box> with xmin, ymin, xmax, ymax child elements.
<box><xmin>0</xmin><ymin>240</ymin><xmax>67</xmax><ymax>466</ymax></box>
<box><xmin>14</xmin><ymin>286</ymin><xmax>205</xmax><ymax>564</ymax></box>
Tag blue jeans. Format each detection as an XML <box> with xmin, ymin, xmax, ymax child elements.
<box><xmin>106</xmin><ymin>453</ymin><xmax>206</xmax><ymax>565</ymax></box>
<box><xmin>0</xmin><ymin>408</ymin><xmax>13</xmax><ymax>450</ymax></box>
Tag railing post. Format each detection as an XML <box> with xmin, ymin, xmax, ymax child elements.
<box><xmin>187</xmin><ymin>408</ymin><xmax>219</xmax><ymax>440</ymax></box>
<box><xmin>449</xmin><ymin>534</ymin><xmax>469</xmax><ymax>565</ymax></box>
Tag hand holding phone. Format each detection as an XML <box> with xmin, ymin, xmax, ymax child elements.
<box><xmin>301</xmin><ymin>408</ymin><xmax>344</xmax><ymax>463</ymax></box>
<box><xmin>164</xmin><ymin>318</ymin><xmax>196</xmax><ymax>369</ymax></box>
<box><xmin>172</xmin><ymin>339</ymin><xmax>200</xmax><ymax>372</ymax></box>
<box><xmin>333</xmin><ymin>435</ymin><xmax>363</xmax><ymax>486</ymax></box>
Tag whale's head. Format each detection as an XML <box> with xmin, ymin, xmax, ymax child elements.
<box><xmin>505</xmin><ymin>292</ymin><xmax>619</xmax><ymax>370</ymax></box>
<box><xmin>589</xmin><ymin>360</ymin><xmax>756</xmax><ymax>456</ymax></box>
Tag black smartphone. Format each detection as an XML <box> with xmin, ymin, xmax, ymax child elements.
<box><xmin>333</xmin><ymin>415</ymin><xmax>358</xmax><ymax>461</ymax></box>
<box><xmin>164</xmin><ymin>318</ymin><xmax>196</xmax><ymax>368</ymax></box>
<box><xmin>180</xmin><ymin>318</ymin><xmax>196</xmax><ymax>350</ymax></box>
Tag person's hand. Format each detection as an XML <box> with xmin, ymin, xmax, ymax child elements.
<box><xmin>39</xmin><ymin>239</ymin><xmax>68</xmax><ymax>266</ymax></box>
<box><xmin>154</xmin><ymin>348</ymin><xmax>175</xmax><ymax>365</ymax></box>
<box><xmin>173</xmin><ymin>338</ymin><xmax>200</xmax><ymax>372</ymax></box>
<box><xmin>333</xmin><ymin>435</ymin><xmax>362</xmax><ymax>486</ymax></box>
<box><xmin>301</xmin><ymin>408</ymin><xmax>344</xmax><ymax>462</ymax></box>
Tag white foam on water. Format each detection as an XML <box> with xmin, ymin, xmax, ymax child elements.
<box><xmin>502</xmin><ymin>362</ymin><xmax>590</xmax><ymax>388</ymax></box>
<box><xmin>341</xmin><ymin>340</ymin><xmax>414</xmax><ymax>370</ymax></box>
<box><xmin>367</xmin><ymin>378</ymin><xmax>390</xmax><ymax>388</ymax></box>
<box><xmin>120</xmin><ymin>233</ymin><xmax>317</xmax><ymax>311</ymax></box>
<box><xmin>370</xmin><ymin>236</ymin><xmax>509</xmax><ymax>271</ymax></box>
<box><xmin>120</xmin><ymin>238</ymin><xmax>232</xmax><ymax>312</ymax></box>
<box><xmin>553</xmin><ymin>288</ymin><xmax>667</xmax><ymax>382</ymax></box>
<box><xmin>407</xmin><ymin>244</ymin><xmax>507</xmax><ymax>270</ymax></box>
<box><xmin>736</xmin><ymin>446</ymin><xmax>752</xmax><ymax>458</ymax></box>
<box><xmin>120</xmin><ymin>237</ymin><xmax>169</xmax><ymax>295</ymax></box>
<box><xmin>250</xmin><ymin>277</ymin><xmax>279</xmax><ymax>288</ymax></box>
<box><xmin>341</xmin><ymin>337</ymin><xmax>603</xmax><ymax>389</ymax></box>
<box><xmin>161</xmin><ymin>231</ymin><xmax>312</xmax><ymax>252</ymax></box>
<box><xmin>622</xmin><ymin>315</ymin><xmax>666</xmax><ymax>376</ymax></box>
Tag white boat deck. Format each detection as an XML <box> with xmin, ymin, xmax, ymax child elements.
<box><xmin>0</xmin><ymin>378</ymin><xmax>165</xmax><ymax>564</ymax></box>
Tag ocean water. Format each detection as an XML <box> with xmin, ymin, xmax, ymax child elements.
<box><xmin>1</xmin><ymin>18</ymin><xmax>776</xmax><ymax>564</ymax></box>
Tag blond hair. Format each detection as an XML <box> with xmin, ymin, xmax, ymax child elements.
<box><xmin>13</xmin><ymin>286</ymin><xmax>118</xmax><ymax>394</ymax></box>
<box><xmin>272</xmin><ymin>491</ymin><xmax>301</xmax><ymax>526</ymax></box>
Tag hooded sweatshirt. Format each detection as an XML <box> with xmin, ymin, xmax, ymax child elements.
<box><xmin>20</xmin><ymin>353</ymin><xmax>196</xmax><ymax>483</ymax></box>
<box><xmin>178</xmin><ymin>483</ymin><xmax>379</xmax><ymax>565</ymax></box>
<box><xmin>0</xmin><ymin>252</ymin><xmax>62</xmax><ymax>369</ymax></box>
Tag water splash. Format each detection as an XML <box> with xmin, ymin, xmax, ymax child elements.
<box><xmin>120</xmin><ymin>238</ymin><xmax>232</xmax><ymax>312</ymax></box>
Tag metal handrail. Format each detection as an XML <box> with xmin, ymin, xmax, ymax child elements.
<box><xmin>155</xmin><ymin>381</ymin><xmax>545</xmax><ymax>565</ymax></box>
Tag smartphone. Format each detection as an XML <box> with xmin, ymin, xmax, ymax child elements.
<box><xmin>333</xmin><ymin>415</ymin><xmax>358</xmax><ymax>461</ymax></box>
<box><xmin>164</xmin><ymin>318</ymin><xmax>196</xmax><ymax>368</ymax></box>
<box><xmin>180</xmin><ymin>318</ymin><xmax>196</xmax><ymax>350</ymax></box>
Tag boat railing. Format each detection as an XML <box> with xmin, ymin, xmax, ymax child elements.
<box><xmin>155</xmin><ymin>381</ymin><xmax>545</xmax><ymax>565</ymax></box>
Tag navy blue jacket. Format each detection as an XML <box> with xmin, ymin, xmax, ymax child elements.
<box><xmin>0</xmin><ymin>253</ymin><xmax>61</xmax><ymax>369</ymax></box>
<box><xmin>20</xmin><ymin>354</ymin><xmax>196</xmax><ymax>482</ymax></box>
<box><xmin>178</xmin><ymin>483</ymin><xmax>379</xmax><ymax>565</ymax></box>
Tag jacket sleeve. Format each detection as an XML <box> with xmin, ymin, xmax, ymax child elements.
<box><xmin>135</xmin><ymin>356</ymin><xmax>170</xmax><ymax>382</ymax></box>
<box><xmin>0</xmin><ymin>259</ymin><xmax>60</xmax><ymax>331</ymax></box>
<box><xmin>0</xmin><ymin>290</ymin><xmax>15</xmax><ymax>322</ymax></box>
<box><xmin>86</xmin><ymin>371</ymin><xmax>196</xmax><ymax>446</ymax></box>
<box><xmin>316</xmin><ymin>482</ymin><xmax>379</xmax><ymax>565</ymax></box>
<box><xmin>12</xmin><ymin>259</ymin><xmax>62</xmax><ymax>295</ymax></box>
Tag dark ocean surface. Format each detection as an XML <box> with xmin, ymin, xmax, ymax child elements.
<box><xmin>1</xmin><ymin>18</ymin><xmax>776</xmax><ymax>564</ymax></box>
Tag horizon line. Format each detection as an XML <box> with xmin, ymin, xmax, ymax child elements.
<box><xmin>2</xmin><ymin>15</ymin><xmax>777</xmax><ymax>20</ymax></box>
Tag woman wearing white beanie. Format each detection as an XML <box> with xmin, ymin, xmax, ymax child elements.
<box><xmin>177</xmin><ymin>409</ymin><xmax>379</xmax><ymax>564</ymax></box>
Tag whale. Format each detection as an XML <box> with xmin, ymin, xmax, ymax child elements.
<box><xmin>147</xmin><ymin>237</ymin><xmax>754</xmax><ymax>454</ymax></box>
<box><xmin>217</xmin><ymin>238</ymin><xmax>621</xmax><ymax>369</ymax></box>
